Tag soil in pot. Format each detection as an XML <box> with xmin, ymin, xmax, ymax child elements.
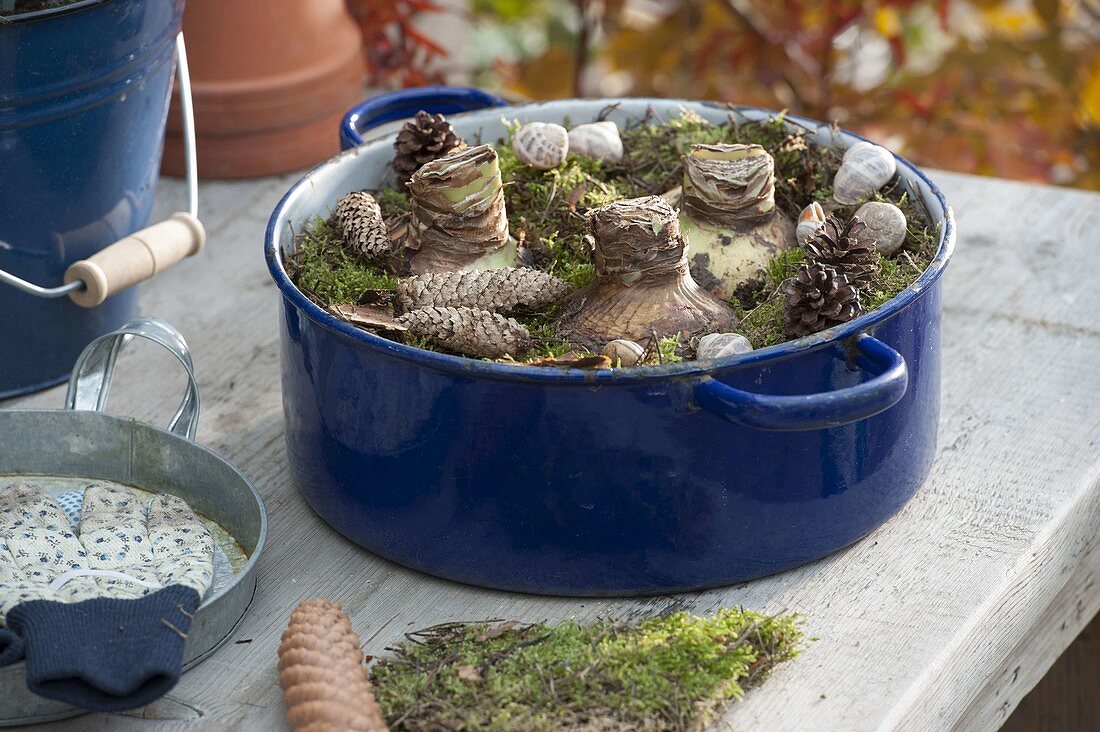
<box><xmin>287</xmin><ymin>108</ymin><xmax>938</xmax><ymax>368</ymax></box>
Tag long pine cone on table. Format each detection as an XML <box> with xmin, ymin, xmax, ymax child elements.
<box><xmin>277</xmin><ymin>598</ymin><xmax>388</xmax><ymax>732</ymax></box>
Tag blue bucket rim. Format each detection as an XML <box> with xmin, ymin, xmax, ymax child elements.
<box><xmin>265</xmin><ymin>97</ymin><xmax>956</xmax><ymax>385</ymax></box>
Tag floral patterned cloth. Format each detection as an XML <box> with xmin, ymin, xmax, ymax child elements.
<box><xmin>0</xmin><ymin>482</ymin><xmax>214</xmax><ymax>623</ymax></box>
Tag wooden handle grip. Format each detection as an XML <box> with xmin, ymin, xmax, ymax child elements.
<box><xmin>64</xmin><ymin>212</ymin><xmax>206</xmax><ymax>307</ymax></box>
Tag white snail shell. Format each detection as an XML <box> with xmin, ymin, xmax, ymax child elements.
<box><xmin>854</xmin><ymin>201</ymin><xmax>908</xmax><ymax>256</ymax></box>
<box><xmin>602</xmin><ymin>338</ymin><xmax>645</xmax><ymax>367</ymax></box>
<box><xmin>696</xmin><ymin>332</ymin><xmax>753</xmax><ymax>360</ymax></box>
<box><xmin>796</xmin><ymin>201</ymin><xmax>827</xmax><ymax>245</ymax></box>
<box><xmin>512</xmin><ymin>122</ymin><xmax>569</xmax><ymax>170</ymax></box>
<box><xmin>567</xmin><ymin>121</ymin><xmax>623</xmax><ymax>163</ymax></box>
<box><xmin>833</xmin><ymin>141</ymin><xmax>897</xmax><ymax>205</ymax></box>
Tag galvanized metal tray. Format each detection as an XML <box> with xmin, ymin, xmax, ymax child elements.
<box><xmin>0</xmin><ymin>317</ymin><xmax>267</xmax><ymax>726</ymax></box>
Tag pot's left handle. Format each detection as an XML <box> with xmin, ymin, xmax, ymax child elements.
<box><xmin>694</xmin><ymin>335</ymin><xmax>908</xmax><ymax>431</ymax></box>
<box><xmin>65</xmin><ymin>317</ymin><xmax>199</xmax><ymax>441</ymax></box>
<box><xmin>341</xmin><ymin>85</ymin><xmax>510</xmax><ymax>150</ymax></box>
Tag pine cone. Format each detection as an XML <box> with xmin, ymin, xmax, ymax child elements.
<box><xmin>335</xmin><ymin>191</ymin><xmax>392</xmax><ymax>260</ymax></box>
<box><xmin>393</xmin><ymin>111</ymin><xmax>465</xmax><ymax>184</ymax></box>
<box><xmin>781</xmin><ymin>262</ymin><xmax>861</xmax><ymax>337</ymax></box>
<box><xmin>277</xmin><ymin>599</ymin><xmax>389</xmax><ymax>732</ymax></box>
<box><xmin>804</xmin><ymin>215</ymin><xmax>880</xmax><ymax>290</ymax></box>
<box><xmin>396</xmin><ymin>306</ymin><xmax>530</xmax><ymax>359</ymax></box>
<box><xmin>395</xmin><ymin>268</ymin><xmax>571</xmax><ymax>314</ymax></box>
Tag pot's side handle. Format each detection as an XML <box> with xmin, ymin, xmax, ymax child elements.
<box><xmin>694</xmin><ymin>335</ymin><xmax>908</xmax><ymax>431</ymax></box>
<box><xmin>340</xmin><ymin>86</ymin><xmax>511</xmax><ymax>150</ymax></box>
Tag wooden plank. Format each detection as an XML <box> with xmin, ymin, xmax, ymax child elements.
<box><xmin>1001</xmin><ymin>612</ymin><xmax>1100</xmax><ymax>732</ymax></box>
<box><xmin>4</xmin><ymin>171</ymin><xmax>1099</xmax><ymax>731</ymax></box>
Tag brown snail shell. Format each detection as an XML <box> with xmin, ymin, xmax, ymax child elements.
<box><xmin>854</xmin><ymin>201</ymin><xmax>907</xmax><ymax>256</ymax></box>
<box><xmin>567</xmin><ymin>121</ymin><xmax>623</xmax><ymax>163</ymax></box>
<box><xmin>601</xmin><ymin>339</ymin><xmax>645</xmax><ymax>367</ymax></box>
<box><xmin>512</xmin><ymin>122</ymin><xmax>569</xmax><ymax>170</ymax></box>
<box><xmin>796</xmin><ymin>201</ymin><xmax>827</xmax><ymax>245</ymax></box>
<box><xmin>833</xmin><ymin>141</ymin><xmax>896</xmax><ymax>205</ymax></box>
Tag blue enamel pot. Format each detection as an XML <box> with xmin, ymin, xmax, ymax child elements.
<box><xmin>339</xmin><ymin>85</ymin><xmax>508</xmax><ymax>151</ymax></box>
<box><xmin>0</xmin><ymin>0</ymin><xmax>184</xmax><ymax>399</ymax></box>
<box><xmin>266</xmin><ymin>97</ymin><xmax>955</xmax><ymax>596</ymax></box>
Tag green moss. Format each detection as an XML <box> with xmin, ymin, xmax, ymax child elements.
<box><xmin>764</xmin><ymin>246</ymin><xmax>806</xmax><ymax>287</ymax></box>
<box><xmin>370</xmin><ymin>609</ymin><xmax>803</xmax><ymax>731</ymax></box>
<box><xmin>374</xmin><ymin>186</ymin><xmax>413</xmax><ymax>221</ymax></box>
<box><xmin>541</xmin><ymin>232</ymin><xmax>596</xmax><ymax>290</ymax></box>
<box><xmin>611</xmin><ymin>108</ymin><xmax>741</xmax><ymax>196</ymax></box>
<box><xmin>518</xmin><ymin>316</ymin><xmax>579</xmax><ymax>359</ymax></box>
<box><xmin>736</xmin><ymin>295</ymin><xmax>788</xmax><ymax>350</ymax></box>
<box><xmin>286</xmin><ymin>216</ymin><xmax>398</xmax><ymax>306</ymax></box>
<box><xmin>497</xmin><ymin>135</ymin><xmax>621</xmax><ymax>289</ymax></box>
<box><xmin>656</xmin><ymin>336</ymin><xmax>684</xmax><ymax>364</ymax></box>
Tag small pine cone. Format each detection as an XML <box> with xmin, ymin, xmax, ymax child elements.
<box><xmin>804</xmin><ymin>215</ymin><xmax>880</xmax><ymax>291</ymax></box>
<box><xmin>393</xmin><ymin>111</ymin><xmax>465</xmax><ymax>184</ymax></box>
<box><xmin>278</xmin><ymin>599</ymin><xmax>388</xmax><ymax>732</ymax></box>
<box><xmin>395</xmin><ymin>268</ymin><xmax>571</xmax><ymax>314</ymax></box>
<box><xmin>396</xmin><ymin>306</ymin><xmax>530</xmax><ymax>359</ymax></box>
<box><xmin>781</xmin><ymin>262</ymin><xmax>861</xmax><ymax>338</ymax></box>
<box><xmin>335</xmin><ymin>191</ymin><xmax>392</xmax><ymax>260</ymax></box>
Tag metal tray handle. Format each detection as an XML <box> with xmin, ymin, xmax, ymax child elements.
<box><xmin>64</xmin><ymin>317</ymin><xmax>199</xmax><ymax>441</ymax></box>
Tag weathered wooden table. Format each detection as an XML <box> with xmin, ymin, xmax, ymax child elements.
<box><xmin>5</xmin><ymin>171</ymin><xmax>1099</xmax><ymax>731</ymax></box>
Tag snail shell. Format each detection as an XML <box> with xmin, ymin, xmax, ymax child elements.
<box><xmin>833</xmin><ymin>141</ymin><xmax>896</xmax><ymax>205</ymax></box>
<box><xmin>696</xmin><ymin>332</ymin><xmax>753</xmax><ymax>360</ymax></box>
<box><xmin>567</xmin><ymin>121</ymin><xmax>623</xmax><ymax>163</ymax></box>
<box><xmin>602</xmin><ymin>338</ymin><xmax>645</xmax><ymax>367</ymax></box>
<box><xmin>854</xmin><ymin>201</ymin><xmax>907</xmax><ymax>256</ymax></box>
<box><xmin>512</xmin><ymin>122</ymin><xmax>569</xmax><ymax>170</ymax></box>
<box><xmin>796</xmin><ymin>201</ymin><xmax>826</xmax><ymax>245</ymax></box>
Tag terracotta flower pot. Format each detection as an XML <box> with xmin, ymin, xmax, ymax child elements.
<box><xmin>162</xmin><ymin>0</ymin><xmax>365</xmax><ymax>179</ymax></box>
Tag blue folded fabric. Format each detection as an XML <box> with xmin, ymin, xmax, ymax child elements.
<box><xmin>6</xmin><ymin>585</ymin><xmax>200</xmax><ymax>712</ymax></box>
<box><xmin>0</xmin><ymin>628</ymin><xmax>23</xmax><ymax>666</ymax></box>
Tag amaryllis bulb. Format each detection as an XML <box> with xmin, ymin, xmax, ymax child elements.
<box><xmin>559</xmin><ymin>196</ymin><xmax>735</xmax><ymax>347</ymax></box>
<box><xmin>407</xmin><ymin>144</ymin><xmax>516</xmax><ymax>274</ymax></box>
<box><xmin>679</xmin><ymin>143</ymin><xmax>794</xmax><ymax>299</ymax></box>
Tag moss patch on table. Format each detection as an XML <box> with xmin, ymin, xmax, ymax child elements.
<box><xmin>370</xmin><ymin>608</ymin><xmax>803</xmax><ymax>731</ymax></box>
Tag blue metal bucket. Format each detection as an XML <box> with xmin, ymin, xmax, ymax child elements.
<box><xmin>0</xmin><ymin>0</ymin><xmax>185</xmax><ymax>399</ymax></box>
<box><xmin>267</xmin><ymin>97</ymin><xmax>955</xmax><ymax>596</ymax></box>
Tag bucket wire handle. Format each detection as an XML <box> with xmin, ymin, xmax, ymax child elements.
<box><xmin>65</xmin><ymin>317</ymin><xmax>200</xmax><ymax>441</ymax></box>
<box><xmin>0</xmin><ymin>33</ymin><xmax>203</xmax><ymax>305</ymax></box>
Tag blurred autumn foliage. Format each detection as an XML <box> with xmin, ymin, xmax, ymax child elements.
<box><xmin>472</xmin><ymin>0</ymin><xmax>1100</xmax><ymax>189</ymax></box>
<box><xmin>353</xmin><ymin>0</ymin><xmax>1099</xmax><ymax>189</ymax></box>
<box><xmin>347</xmin><ymin>0</ymin><xmax>450</xmax><ymax>87</ymax></box>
